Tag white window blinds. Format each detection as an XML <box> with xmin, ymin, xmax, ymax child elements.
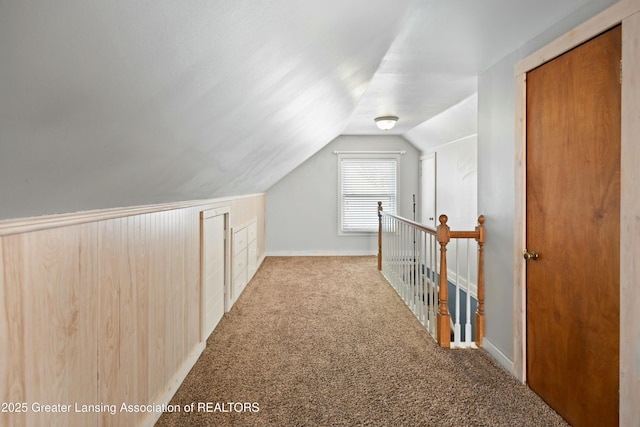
<box><xmin>339</xmin><ymin>156</ymin><xmax>397</xmax><ymax>233</ymax></box>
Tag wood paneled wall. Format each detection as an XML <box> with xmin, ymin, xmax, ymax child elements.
<box><xmin>0</xmin><ymin>194</ymin><xmax>265</xmax><ymax>427</ymax></box>
<box><xmin>1</xmin><ymin>223</ymin><xmax>99</xmax><ymax>427</ymax></box>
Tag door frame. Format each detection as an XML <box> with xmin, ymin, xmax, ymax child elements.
<box><xmin>420</xmin><ymin>152</ymin><xmax>436</xmax><ymax>228</ymax></box>
<box><xmin>200</xmin><ymin>207</ymin><xmax>231</xmax><ymax>343</ymax></box>
<box><xmin>513</xmin><ymin>0</ymin><xmax>640</xmax><ymax>423</ymax></box>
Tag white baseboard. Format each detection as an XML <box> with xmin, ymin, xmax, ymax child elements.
<box><xmin>266</xmin><ymin>250</ymin><xmax>376</xmax><ymax>256</ymax></box>
<box><xmin>140</xmin><ymin>341</ymin><xmax>206</xmax><ymax>427</ymax></box>
<box><xmin>482</xmin><ymin>337</ymin><xmax>515</xmax><ymax>376</ymax></box>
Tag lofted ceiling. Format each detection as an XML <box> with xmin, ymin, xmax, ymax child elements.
<box><xmin>0</xmin><ymin>0</ymin><xmax>608</xmax><ymax>220</ymax></box>
<box><xmin>345</xmin><ymin>0</ymin><xmax>604</xmax><ymax>136</ymax></box>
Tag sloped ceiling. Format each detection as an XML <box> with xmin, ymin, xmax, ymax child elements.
<box><xmin>404</xmin><ymin>94</ymin><xmax>478</xmax><ymax>153</ymax></box>
<box><xmin>0</xmin><ymin>0</ymin><xmax>609</xmax><ymax>220</ymax></box>
<box><xmin>345</xmin><ymin>0</ymin><xmax>610</xmax><ymax>135</ymax></box>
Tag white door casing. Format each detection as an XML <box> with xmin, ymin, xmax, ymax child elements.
<box><xmin>421</xmin><ymin>153</ymin><xmax>436</xmax><ymax>227</ymax></box>
<box><xmin>201</xmin><ymin>209</ymin><xmax>228</xmax><ymax>340</ymax></box>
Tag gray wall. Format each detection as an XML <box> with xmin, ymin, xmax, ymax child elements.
<box><xmin>266</xmin><ymin>135</ymin><xmax>419</xmax><ymax>255</ymax></box>
<box><xmin>477</xmin><ymin>0</ymin><xmax>617</xmax><ymax>369</ymax></box>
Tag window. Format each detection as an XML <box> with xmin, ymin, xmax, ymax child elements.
<box><xmin>338</xmin><ymin>154</ymin><xmax>398</xmax><ymax>233</ymax></box>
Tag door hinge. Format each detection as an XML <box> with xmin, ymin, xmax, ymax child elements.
<box><xmin>620</xmin><ymin>59</ymin><xmax>623</xmax><ymax>84</ymax></box>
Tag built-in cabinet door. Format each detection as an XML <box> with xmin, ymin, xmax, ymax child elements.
<box><xmin>231</xmin><ymin>219</ymin><xmax>258</xmax><ymax>305</ymax></box>
<box><xmin>202</xmin><ymin>212</ymin><xmax>226</xmax><ymax>339</ymax></box>
<box><xmin>247</xmin><ymin>222</ymin><xmax>257</xmax><ymax>277</ymax></box>
<box><xmin>233</xmin><ymin>247</ymin><xmax>247</xmax><ymax>300</ymax></box>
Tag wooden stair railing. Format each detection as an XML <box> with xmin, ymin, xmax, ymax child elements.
<box><xmin>378</xmin><ymin>202</ymin><xmax>485</xmax><ymax>348</ymax></box>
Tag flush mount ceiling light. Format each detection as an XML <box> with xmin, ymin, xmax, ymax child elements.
<box><xmin>374</xmin><ymin>116</ymin><xmax>399</xmax><ymax>131</ymax></box>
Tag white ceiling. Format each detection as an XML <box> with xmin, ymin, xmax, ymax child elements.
<box><xmin>346</xmin><ymin>0</ymin><xmax>602</xmax><ymax>135</ymax></box>
<box><xmin>0</xmin><ymin>0</ymin><xmax>609</xmax><ymax>219</ymax></box>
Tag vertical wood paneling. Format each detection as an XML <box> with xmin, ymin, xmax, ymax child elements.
<box><xmin>0</xmin><ymin>194</ymin><xmax>265</xmax><ymax>426</ymax></box>
<box><xmin>186</xmin><ymin>208</ymin><xmax>199</xmax><ymax>355</ymax></box>
<box><xmin>165</xmin><ymin>210</ymin><xmax>173</xmax><ymax>384</ymax></box>
<box><xmin>175</xmin><ymin>210</ymin><xmax>184</xmax><ymax>368</ymax></box>
<box><xmin>1</xmin><ymin>234</ymin><xmax>28</xmax><ymax>427</ymax></box>
<box><xmin>0</xmin><ymin>238</ymin><xmax>7</xmax><ymax>427</ymax></box>
<box><xmin>2</xmin><ymin>225</ymin><xmax>99</xmax><ymax>427</ymax></box>
<box><xmin>175</xmin><ymin>210</ymin><xmax>184</xmax><ymax>373</ymax></box>
<box><xmin>148</xmin><ymin>211</ymin><xmax>162</xmax><ymax>399</ymax></box>
<box><xmin>160</xmin><ymin>211</ymin><xmax>170</xmax><ymax>388</ymax></box>
<box><xmin>0</xmin><ymin>237</ymin><xmax>4</xmax><ymax>416</ymax></box>
<box><xmin>122</xmin><ymin>217</ymin><xmax>138</xmax><ymax>411</ymax></box>
<box><xmin>117</xmin><ymin>216</ymin><xmax>138</xmax><ymax>427</ymax></box>
<box><xmin>167</xmin><ymin>210</ymin><xmax>177</xmax><ymax>379</ymax></box>
<box><xmin>97</xmin><ymin>218</ymin><xmax>124</xmax><ymax>427</ymax></box>
<box><xmin>136</xmin><ymin>213</ymin><xmax>150</xmax><ymax>406</ymax></box>
<box><xmin>96</xmin><ymin>208</ymin><xmax>205</xmax><ymax>426</ymax></box>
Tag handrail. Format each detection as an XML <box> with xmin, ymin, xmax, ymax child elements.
<box><xmin>377</xmin><ymin>201</ymin><xmax>485</xmax><ymax>348</ymax></box>
<box><xmin>377</xmin><ymin>209</ymin><xmax>437</xmax><ymax>234</ymax></box>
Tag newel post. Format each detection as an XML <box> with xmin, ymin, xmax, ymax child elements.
<box><xmin>436</xmin><ymin>214</ymin><xmax>451</xmax><ymax>348</ymax></box>
<box><xmin>377</xmin><ymin>201</ymin><xmax>383</xmax><ymax>271</ymax></box>
<box><xmin>474</xmin><ymin>215</ymin><xmax>485</xmax><ymax>347</ymax></box>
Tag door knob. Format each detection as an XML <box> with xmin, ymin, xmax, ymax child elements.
<box><xmin>523</xmin><ymin>250</ymin><xmax>539</xmax><ymax>261</ymax></box>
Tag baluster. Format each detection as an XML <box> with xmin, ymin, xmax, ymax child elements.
<box><xmin>398</xmin><ymin>222</ymin><xmax>407</xmax><ymax>304</ymax></box>
<box><xmin>390</xmin><ymin>218</ymin><xmax>394</xmax><ymax>285</ymax></box>
<box><xmin>378</xmin><ymin>201</ymin><xmax>382</xmax><ymax>271</ymax></box>
<box><xmin>394</xmin><ymin>218</ymin><xmax>398</xmax><ymax>288</ymax></box>
<box><xmin>407</xmin><ymin>223</ymin><xmax>411</xmax><ymax>305</ymax></box>
<box><xmin>382</xmin><ymin>215</ymin><xmax>387</xmax><ymax>275</ymax></box>
<box><xmin>412</xmin><ymin>228</ymin><xmax>417</xmax><ymax>316</ymax></box>
<box><xmin>385</xmin><ymin>216</ymin><xmax>389</xmax><ymax>273</ymax></box>
<box><xmin>396</xmin><ymin>218</ymin><xmax>401</xmax><ymax>291</ymax></box>
<box><xmin>416</xmin><ymin>231</ymin><xmax>421</xmax><ymax>321</ymax></box>
<box><xmin>386</xmin><ymin>215</ymin><xmax>390</xmax><ymax>278</ymax></box>
<box><xmin>465</xmin><ymin>238</ymin><xmax>472</xmax><ymax>347</ymax></box>
<box><xmin>395</xmin><ymin>220</ymin><xmax>402</xmax><ymax>297</ymax></box>
<box><xmin>386</xmin><ymin>216</ymin><xmax>391</xmax><ymax>279</ymax></box>
<box><xmin>404</xmin><ymin>222</ymin><xmax>410</xmax><ymax>303</ymax></box>
<box><xmin>405</xmin><ymin>222</ymin><xmax>410</xmax><ymax>304</ymax></box>
<box><xmin>437</xmin><ymin>215</ymin><xmax>451</xmax><ymax>348</ymax></box>
<box><xmin>454</xmin><ymin>239</ymin><xmax>461</xmax><ymax>347</ymax></box>
<box><xmin>474</xmin><ymin>215</ymin><xmax>485</xmax><ymax>347</ymax></box>
<box><xmin>377</xmin><ymin>207</ymin><xmax>483</xmax><ymax>349</ymax></box>
<box><xmin>429</xmin><ymin>233</ymin><xmax>436</xmax><ymax>336</ymax></box>
<box><xmin>396</xmin><ymin>221</ymin><xmax>401</xmax><ymax>294</ymax></box>
<box><xmin>419</xmin><ymin>230</ymin><xmax>426</xmax><ymax>325</ymax></box>
<box><xmin>391</xmin><ymin>217</ymin><xmax>396</xmax><ymax>289</ymax></box>
<box><xmin>413</xmin><ymin>228</ymin><xmax>418</xmax><ymax>317</ymax></box>
<box><xmin>425</xmin><ymin>233</ymin><xmax>431</xmax><ymax>330</ymax></box>
<box><xmin>395</xmin><ymin>218</ymin><xmax>400</xmax><ymax>292</ymax></box>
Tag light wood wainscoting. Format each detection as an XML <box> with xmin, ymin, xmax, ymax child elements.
<box><xmin>0</xmin><ymin>194</ymin><xmax>265</xmax><ymax>427</ymax></box>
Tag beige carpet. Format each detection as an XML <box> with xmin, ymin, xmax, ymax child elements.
<box><xmin>155</xmin><ymin>256</ymin><xmax>568</xmax><ymax>427</ymax></box>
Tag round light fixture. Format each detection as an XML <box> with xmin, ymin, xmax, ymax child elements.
<box><xmin>374</xmin><ymin>116</ymin><xmax>399</xmax><ymax>131</ymax></box>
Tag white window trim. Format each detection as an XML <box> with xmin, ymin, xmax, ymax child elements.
<box><xmin>337</xmin><ymin>152</ymin><xmax>401</xmax><ymax>236</ymax></box>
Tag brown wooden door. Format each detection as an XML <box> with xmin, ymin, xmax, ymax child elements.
<box><xmin>526</xmin><ymin>25</ymin><xmax>621</xmax><ymax>427</ymax></box>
